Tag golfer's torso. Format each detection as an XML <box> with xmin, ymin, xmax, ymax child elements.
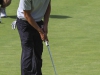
<box><xmin>32</xmin><ymin>0</ymin><xmax>46</xmax><ymax>11</ymax></box>
<box><xmin>31</xmin><ymin>0</ymin><xmax>50</xmax><ymax>21</ymax></box>
<box><xmin>17</xmin><ymin>0</ymin><xmax>50</xmax><ymax>21</ymax></box>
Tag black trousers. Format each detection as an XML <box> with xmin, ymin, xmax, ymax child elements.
<box><xmin>16</xmin><ymin>18</ymin><xmax>43</xmax><ymax>75</ymax></box>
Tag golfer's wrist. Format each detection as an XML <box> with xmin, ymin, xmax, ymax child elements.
<box><xmin>38</xmin><ymin>28</ymin><xmax>43</xmax><ymax>34</ymax></box>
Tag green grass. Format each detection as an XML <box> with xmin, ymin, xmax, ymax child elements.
<box><xmin>0</xmin><ymin>0</ymin><xmax>100</xmax><ymax>75</ymax></box>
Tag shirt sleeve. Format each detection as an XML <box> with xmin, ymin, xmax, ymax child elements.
<box><xmin>21</xmin><ymin>0</ymin><xmax>32</xmax><ymax>10</ymax></box>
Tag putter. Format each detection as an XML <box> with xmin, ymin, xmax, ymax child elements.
<box><xmin>45</xmin><ymin>41</ymin><xmax>58</xmax><ymax>75</ymax></box>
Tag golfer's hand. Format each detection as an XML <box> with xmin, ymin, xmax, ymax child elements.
<box><xmin>44</xmin><ymin>33</ymin><xmax>48</xmax><ymax>41</ymax></box>
<box><xmin>39</xmin><ymin>29</ymin><xmax>45</xmax><ymax>41</ymax></box>
<box><xmin>41</xmin><ymin>25</ymin><xmax>48</xmax><ymax>41</ymax></box>
<box><xmin>43</xmin><ymin>25</ymin><xmax>49</xmax><ymax>41</ymax></box>
<box><xmin>39</xmin><ymin>29</ymin><xmax>48</xmax><ymax>41</ymax></box>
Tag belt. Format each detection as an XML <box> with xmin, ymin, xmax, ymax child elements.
<box><xmin>17</xmin><ymin>17</ymin><xmax>43</xmax><ymax>27</ymax></box>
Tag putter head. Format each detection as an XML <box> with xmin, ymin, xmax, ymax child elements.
<box><xmin>45</xmin><ymin>41</ymin><xmax>49</xmax><ymax>46</ymax></box>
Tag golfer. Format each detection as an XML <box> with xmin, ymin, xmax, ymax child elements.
<box><xmin>16</xmin><ymin>0</ymin><xmax>51</xmax><ymax>75</ymax></box>
<box><xmin>0</xmin><ymin>0</ymin><xmax>12</xmax><ymax>17</ymax></box>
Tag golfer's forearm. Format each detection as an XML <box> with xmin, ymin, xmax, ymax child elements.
<box><xmin>44</xmin><ymin>1</ymin><xmax>51</xmax><ymax>26</ymax></box>
<box><xmin>24</xmin><ymin>11</ymin><xmax>41</xmax><ymax>32</ymax></box>
<box><xmin>27</xmin><ymin>16</ymin><xmax>41</xmax><ymax>32</ymax></box>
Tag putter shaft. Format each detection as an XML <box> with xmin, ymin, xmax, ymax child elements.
<box><xmin>45</xmin><ymin>41</ymin><xmax>58</xmax><ymax>75</ymax></box>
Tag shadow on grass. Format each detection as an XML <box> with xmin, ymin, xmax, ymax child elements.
<box><xmin>7</xmin><ymin>15</ymin><xmax>17</xmax><ymax>19</ymax></box>
<box><xmin>50</xmin><ymin>15</ymin><xmax>72</xmax><ymax>19</ymax></box>
<box><xmin>0</xmin><ymin>22</ymin><xmax>4</xmax><ymax>24</ymax></box>
<box><xmin>6</xmin><ymin>15</ymin><xmax>71</xmax><ymax>19</ymax></box>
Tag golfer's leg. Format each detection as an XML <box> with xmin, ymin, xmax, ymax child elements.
<box><xmin>21</xmin><ymin>43</ymin><xmax>33</xmax><ymax>75</ymax></box>
<box><xmin>16</xmin><ymin>18</ymin><xmax>37</xmax><ymax>75</ymax></box>
<box><xmin>34</xmin><ymin>31</ymin><xmax>43</xmax><ymax>75</ymax></box>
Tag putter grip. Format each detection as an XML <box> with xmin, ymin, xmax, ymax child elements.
<box><xmin>45</xmin><ymin>41</ymin><xmax>49</xmax><ymax>46</ymax></box>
